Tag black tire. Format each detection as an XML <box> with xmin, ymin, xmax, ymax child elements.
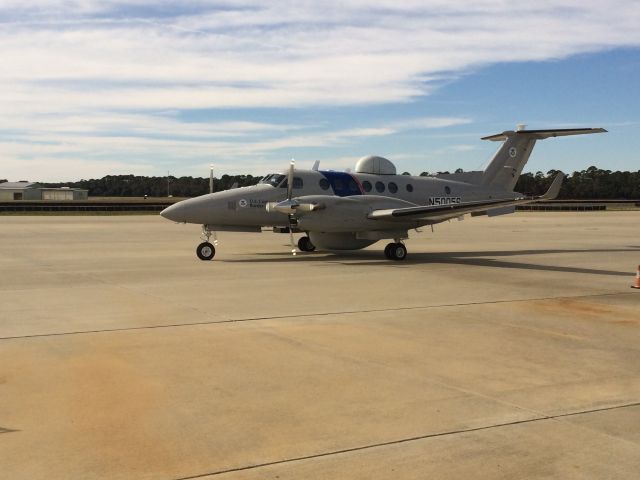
<box><xmin>389</xmin><ymin>242</ymin><xmax>407</xmax><ymax>261</ymax></box>
<box><xmin>196</xmin><ymin>242</ymin><xmax>215</xmax><ymax>261</ymax></box>
<box><xmin>384</xmin><ymin>243</ymin><xmax>394</xmax><ymax>259</ymax></box>
<box><xmin>298</xmin><ymin>236</ymin><xmax>316</xmax><ymax>252</ymax></box>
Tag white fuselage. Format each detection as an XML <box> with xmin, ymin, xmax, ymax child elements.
<box><xmin>161</xmin><ymin>169</ymin><xmax>514</xmax><ymax>228</ymax></box>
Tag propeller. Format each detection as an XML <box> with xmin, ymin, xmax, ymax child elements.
<box><xmin>287</xmin><ymin>159</ymin><xmax>296</xmax><ymax>255</ymax></box>
<box><xmin>265</xmin><ymin>159</ymin><xmax>325</xmax><ymax>255</ymax></box>
<box><xmin>287</xmin><ymin>159</ymin><xmax>294</xmax><ymax>202</ymax></box>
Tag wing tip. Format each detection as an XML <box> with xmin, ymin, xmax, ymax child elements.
<box><xmin>541</xmin><ymin>172</ymin><xmax>564</xmax><ymax>200</ymax></box>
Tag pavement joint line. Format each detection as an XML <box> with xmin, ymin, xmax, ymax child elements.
<box><xmin>263</xmin><ymin>327</ymin><xmax>557</xmax><ymax>426</ymax></box>
<box><xmin>0</xmin><ymin>291</ymin><xmax>633</xmax><ymax>342</ymax></box>
<box><xmin>172</xmin><ymin>401</ymin><xmax>640</xmax><ymax>480</ymax></box>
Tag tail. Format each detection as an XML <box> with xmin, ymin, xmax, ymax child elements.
<box><xmin>479</xmin><ymin>126</ymin><xmax>606</xmax><ymax>191</ymax></box>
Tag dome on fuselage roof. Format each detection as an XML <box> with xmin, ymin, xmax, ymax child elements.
<box><xmin>354</xmin><ymin>156</ymin><xmax>396</xmax><ymax>175</ymax></box>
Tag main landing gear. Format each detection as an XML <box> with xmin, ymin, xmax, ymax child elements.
<box><xmin>197</xmin><ymin>225</ymin><xmax>218</xmax><ymax>261</ymax></box>
<box><xmin>384</xmin><ymin>242</ymin><xmax>407</xmax><ymax>261</ymax></box>
<box><xmin>297</xmin><ymin>236</ymin><xmax>315</xmax><ymax>252</ymax></box>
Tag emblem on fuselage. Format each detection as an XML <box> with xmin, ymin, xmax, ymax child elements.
<box><xmin>238</xmin><ymin>199</ymin><xmax>248</xmax><ymax>208</ymax></box>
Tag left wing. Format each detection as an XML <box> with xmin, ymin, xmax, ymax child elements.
<box><xmin>368</xmin><ymin>173</ymin><xmax>563</xmax><ymax>222</ymax></box>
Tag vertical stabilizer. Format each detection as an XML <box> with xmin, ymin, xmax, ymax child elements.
<box><xmin>480</xmin><ymin>127</ymin><xmax>606</xmax><ymax>191</ymax></box>
<box><xmin>481</xmin><ymin>131</ymin><xmax>536</xmax><ymax>190</ymax></box>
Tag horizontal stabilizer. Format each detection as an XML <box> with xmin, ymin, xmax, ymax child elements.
<box><xmin>482</xmin><ymin>128</ymin><xmax>607</xmax><ymax>142</ymax></box>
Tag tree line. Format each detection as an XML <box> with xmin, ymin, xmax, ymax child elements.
<box><xmin>8</xmin><ymin>166</ymin><xmax>637</xmax><ymax>199</ymax></box>
<box><xmin>426</xmin><ymin>166</ymin><xmax>639</xmax><ymax>199</ymax></box>
<box><xmin>515</xmin><ymin>167</ymin><xmax>640</xmax><ymax>199</ymax></box>
<box><xmin>38</xmin><ymin>174</ymin><xmax>261</xmax><ymax>197</ymax></box>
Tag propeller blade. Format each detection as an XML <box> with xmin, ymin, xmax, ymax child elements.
<box><xmin>287</xmin><ymin>159</ymin><xmax>295</xmax><ymax>200</ymax></box>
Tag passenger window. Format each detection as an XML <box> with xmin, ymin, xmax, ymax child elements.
<box><xmin>375</xmin><ymin>181</ymin><xmax>385</xmax><ymax>193</ymax></box>
<box><xmin>445</xmin><ymin>186</ymin><xmax>451</xmax><ymax>194</ymax></box>
<box><xmin>319</xmin><ymin>178</ymin><xmax>330</xmax><ymax>190</ymax></box>
<box><xmin>388</xmin><ymin>182</ymin><xmax>398</xmax><ymax>194</ymax></box>
<box><xmin>406</xmin><ymin>184</ymin><xmax>413</xmax><ymax>192</ymax></box>
<box><xmin>362</xmin><ymin>181</ymin><xmax>372</xmax><ymax>192</ymax></box>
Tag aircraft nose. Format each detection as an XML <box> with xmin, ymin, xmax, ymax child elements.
<box><xmin>160</xmin><ymin>203</ymin><xmax>185</xmax><ymax>222</ymax></box>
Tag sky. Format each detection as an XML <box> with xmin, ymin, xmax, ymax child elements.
<box><xmin>1</xmin><ymin>1</ymin><xmax>639</xmax><ymax>182</ymax></box>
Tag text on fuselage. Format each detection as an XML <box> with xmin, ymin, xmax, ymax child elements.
<box><xmin>428</xmin><ymin>197</ymin><xmax>462</xmax><ymax>206</ymax></box>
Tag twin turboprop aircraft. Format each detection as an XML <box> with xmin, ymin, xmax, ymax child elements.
<box><xmin>160</xmin><ymin>126</ymin><xmax>606</xmax><ymax>261</ymax></box>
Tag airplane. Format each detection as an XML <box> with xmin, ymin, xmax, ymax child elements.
<box><xmin>160</xmin><ymin>126</ymin><xmax>606</xmax><ymax>261</ymax></box>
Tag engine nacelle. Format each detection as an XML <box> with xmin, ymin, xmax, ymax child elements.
<box><xmin>294</xmin><ymin>195</ymin><xmax>414</xmax><ymax>233</ymax></box>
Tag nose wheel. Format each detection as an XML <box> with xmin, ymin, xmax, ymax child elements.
<box><xmin>196</xmin><ymin>242</ymin><xmax>216</xmax><ymax>261</ymax></box>
<box><xmin>197</xmin><ymin>225</ymin><xmax>218</xmax><ymax>261</ymax></box>
<box><xmin>384</xmin><ymin>242</ymin><xmax>407</xmax><ymax>261</ymax></box>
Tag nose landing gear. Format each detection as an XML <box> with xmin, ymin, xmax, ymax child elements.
<box><xmin>196</xmin><ymin>242</ymin><xmax>215</xmax><ymax>261</ymax></box>
<box><xmin>197</xmin><ymin>225</ymin><xmax>218</xmax><ymax>261</ymax></box>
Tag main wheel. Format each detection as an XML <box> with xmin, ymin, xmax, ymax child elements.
<box><xmin>387</xmin><ymin>242</ymin><xmax>407</xmax><ymax>261</ymax></box>
<box><xmin>298</xmin><ymin>236</ymin><xmax>316</xmax><ymax>252</ymax></box>
<box><xmin>196</xmin><ymin>242</ymin><xmax>215</xmax><ymax>261</ymax></box>
<box><xmin>384</xmin><ymin>243</ymin><xmax>394</xmax><ymax>259</ymax></box>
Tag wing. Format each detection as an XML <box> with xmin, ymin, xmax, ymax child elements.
<box><xmin>368</xmin><ymin>173</ymin><xmax>564</xmax><ymax>222</ymax></box>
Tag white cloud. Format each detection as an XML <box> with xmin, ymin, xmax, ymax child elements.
<box><xmin>1</xmin><ymin>1</ymin><xmax>638</xmax><ymax>179</ymax></box>
<box><xmin>3</xmin><ymin>1</ymin><xmax>639</xmax><ymax>112</ymax></box>
<box><xmin>0</xmin><ymin>114</ymin><xmax>471</xmax><ymax>180</ymax></box>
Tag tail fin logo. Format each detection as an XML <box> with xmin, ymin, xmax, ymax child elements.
<box><xmin>509</xmin><ymin>147</ymin><xmax>517</xmax><ymax>158</ymax></box>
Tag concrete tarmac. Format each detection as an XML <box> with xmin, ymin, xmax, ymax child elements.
<box><xmin>1</xmin><ymin>212</ymin><xmax>639</xmax><ymax>479</ymax></box>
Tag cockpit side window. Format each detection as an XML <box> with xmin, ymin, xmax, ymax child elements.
<box><xmin>279</xmin><ymin>176</ymin><xmax>303</xmax><ymax>189</ymax></box>
<box><xmin>259</xmin><ymin>174</ymin><xmax>286</xmax><ymax>187</ymax></box>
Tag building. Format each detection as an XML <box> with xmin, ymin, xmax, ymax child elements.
<box><xmin>0</xmin><ymin>182</ymin><xmax>42</xmax><ymax>201</ymax></box>
<box><xmin>0</xmin><ymin>181</ymin><xmax>88</xmax><ymax>201</ymax></box>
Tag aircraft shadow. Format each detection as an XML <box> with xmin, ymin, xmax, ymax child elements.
<box><xmin>221</xmin><ymin>246</ymin><xmax>640</xmax><ymax>277</ymax></box>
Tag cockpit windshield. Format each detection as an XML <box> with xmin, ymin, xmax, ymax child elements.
<box><xmin>259</xmin><ymin>174</ymin><xmax>286</xmax><ymax>187</ymax></box>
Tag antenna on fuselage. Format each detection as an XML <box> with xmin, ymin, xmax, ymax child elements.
<box><xmin>312</xmin><ymin>160</ymin><xmax>320</xmax><ymax>171</ymax></box>
<box><xmin>209</xmin><ymin>164</ymin><xmax>214</xmax><ymax>194</ymax></box>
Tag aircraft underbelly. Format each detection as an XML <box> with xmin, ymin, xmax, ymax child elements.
<box><xmin>308</xmin><ymin>232</ymin><xmax>375</xmax><ymax>250</ymax></box>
